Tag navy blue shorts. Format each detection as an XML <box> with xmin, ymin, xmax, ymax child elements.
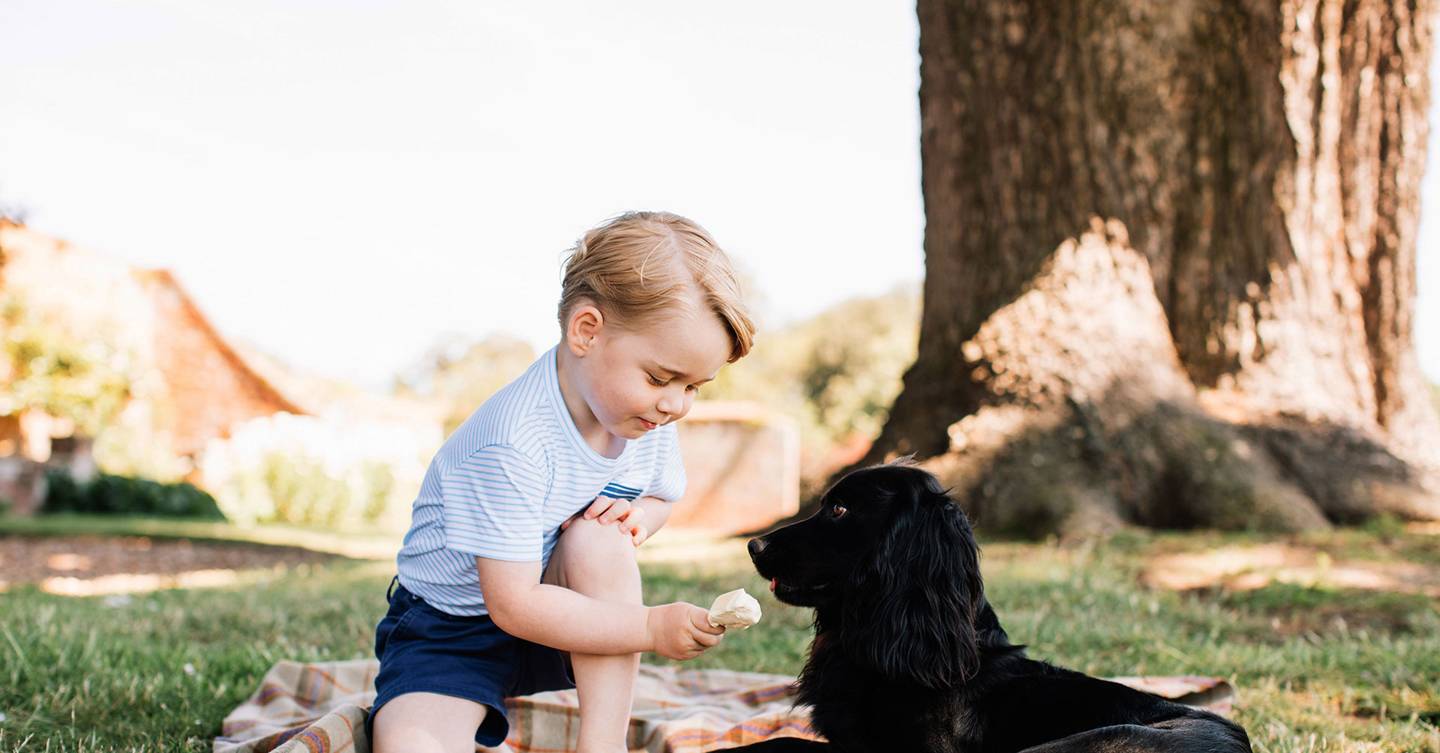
<box><xmin>367</xmin><ymin>576</ymin><xmax>575</xmax><ymax>747</ymax></box>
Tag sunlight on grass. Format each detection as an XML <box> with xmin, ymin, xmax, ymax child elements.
<box><xmin>0</xmin><ymin>514</ymin><xmax>402</xmax><ymax>560</ymax></box>
<box><xmin>36</xmin><ymin>568</ymin><xmax>249</xmax><ymax>596</ymax></box>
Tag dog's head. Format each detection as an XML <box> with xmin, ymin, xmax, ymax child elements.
<box><xmin>748</xmin><ymin>461</ymin><xmax>984</xmax><ymax>689</ymax></box>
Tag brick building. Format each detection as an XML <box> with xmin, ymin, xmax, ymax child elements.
<box><xmin>133</xmin><ymin>269</ymin><xmax>303</xmax><ymax>457</ymax></box>
<box><xmin>0</xmin><ymin>220</ymin><xmax>307</xmax><ymax>512</ymax></box>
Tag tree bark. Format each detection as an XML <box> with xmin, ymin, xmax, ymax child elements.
<box><xmin>859</xmin><ymin>0</ymin><xmax>1438</xmax><ymax>535</ymax></box>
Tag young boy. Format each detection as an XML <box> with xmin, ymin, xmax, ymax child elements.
<box><xmin>369</xmin><ymin>211</ymin><xmax>756</xmax><ymax>753</ymax></box>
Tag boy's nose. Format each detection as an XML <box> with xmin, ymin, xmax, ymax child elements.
<box><xmin>657</xmin><ymin>394</ymin><xmax>684</xmax><ymax>417</ymax></box>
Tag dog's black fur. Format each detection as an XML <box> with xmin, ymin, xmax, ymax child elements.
<box><xmin>728</xmin><ymin>463</ymin><xmax>1251</xmax><ymax>753</ymax></box>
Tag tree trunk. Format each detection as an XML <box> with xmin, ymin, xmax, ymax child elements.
<box><xmin>860</xmin><ymin>0</ymin><xmax>1439</xmax><ymax>535</ymax></box>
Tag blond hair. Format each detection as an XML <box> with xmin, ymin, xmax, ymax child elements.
<box><xmin>558</xmin><ymin>211</ymin><xmax>755</xmax><ymax>361</ymax></box>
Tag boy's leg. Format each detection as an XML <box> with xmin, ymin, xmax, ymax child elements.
<box><xmin>371</xmin><ymin>692</ymin><xmax>487</xmax><ymax>753</ymax></box>
<box><xmin>545</xmin><ymin>517</ymin><xmax>644</xmax><ymax>753</ymax></box>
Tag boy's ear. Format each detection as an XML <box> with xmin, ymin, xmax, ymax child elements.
<box><xmin>566</xmin><ymin>302</ymin><xmax>605</xmax><ymax>355</ymax></box>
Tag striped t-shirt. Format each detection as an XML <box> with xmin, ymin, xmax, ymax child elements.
<box><xmin>395</xmin><ymin>345</ymin><xmax>687</xmax><ymax>616</ymax></box>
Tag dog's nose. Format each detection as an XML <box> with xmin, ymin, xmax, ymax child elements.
<box><xmin>747</xmin><ymin>538</ymin><xmax>767</xmax><ymax>558</ymax></box>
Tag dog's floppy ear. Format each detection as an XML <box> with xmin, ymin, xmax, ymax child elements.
<box><xmin>840</xmin><ymin>483</ymin><xmax>983</xmax><ymax>689</ymax></box>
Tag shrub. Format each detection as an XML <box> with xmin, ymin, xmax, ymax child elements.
<box><xmin>41</xmin><ymin>469</ymin><xmax>225</xmax><ymax>520</ymax></box>
<box><xmin>199</xmin><ymin>412</ymin><xmax>430</xmax><ymax>529</ymax></box>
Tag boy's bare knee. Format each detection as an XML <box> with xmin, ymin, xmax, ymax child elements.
<box><xmin>551</xmin><ymin>518</ymin><xmax>640</xmax><ymax>600</ymax></box>
<box><xmin>372</xmin><ymin>692</ymin><xmax>487</xmax><ymax>753</ymax></box>
<box><xmin>558</xmin><ymin>517</ymin><xmax>640</xmax><ymax>564</ymax></box>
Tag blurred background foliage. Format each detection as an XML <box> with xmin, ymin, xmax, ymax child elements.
<box><xmin>392</xmin><ymin>332</ymin><xmax>537</xmax><ymax>437</ymax></box>
<box><xmin>196</xmin><ymin>412</ymin><xmax>430</xmax><ymax>529</ymax></box>
<box><xmin>706</xmin><ymin>285</ymin><xmax>920</xmax><ymax>448</ymax></box>
<box><xmin>1</xmin><ymin>289</ymin><xmax>133</xmax><ymax>438</ymax></box>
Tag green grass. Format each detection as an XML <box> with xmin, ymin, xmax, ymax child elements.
<box><xmin>1</xmin><ymin>525</ymin><xmax>1438</xmax><ymax>751</ymax></box>
<box><xmin>0</xmin><ymin>560</ymin><xmax>391</xmax><ymax>752</ymax></box>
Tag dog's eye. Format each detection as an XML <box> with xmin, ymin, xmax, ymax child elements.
<box><xmin>829</xmin><ymin>505</ymin><xmax>848</xmax><ymax>519</ymax></box>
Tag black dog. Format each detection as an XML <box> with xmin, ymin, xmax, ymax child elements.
<box><xmin>731</xmin><ymin>462</ymin><xmax>1251</xmax><ymax>753</ymax></box>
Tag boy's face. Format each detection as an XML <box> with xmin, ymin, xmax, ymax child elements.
<box><xmin>573</xmin><ymin>300</ymin><xmax>732</xmax><ymax>440</ymax></box>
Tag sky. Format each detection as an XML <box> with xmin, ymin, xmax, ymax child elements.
<box><xmin>1</xmin><ymin>1</ymin><xmax>1436</xmax><ymax>391</ymax></box>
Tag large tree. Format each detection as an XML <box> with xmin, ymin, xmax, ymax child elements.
<box><xmin>861</xmin><ymin>0</ymin><xmax>1439</xmax><ymax>535</ymax></box>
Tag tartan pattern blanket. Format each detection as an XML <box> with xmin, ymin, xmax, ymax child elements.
<box><xmin>213</xmin><ymin>660</ymin><xmax>1234</xmax><ymax>753</ymax></box>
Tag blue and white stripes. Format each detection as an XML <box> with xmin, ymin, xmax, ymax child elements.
<box><xmin>396</xmin><ymin>345</ymin><xmax>687</xmax><ymax>616</ymax></box>
<box><xmin>600</xmin><ymin>481</ymin><xmax>643</xmax><ymax>501</ymax></box>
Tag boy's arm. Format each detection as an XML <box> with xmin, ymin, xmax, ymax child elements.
<box><xmin>475</xmin><ymin>556</ymin><xmax>715</xmax><ymax>657</ymax></box>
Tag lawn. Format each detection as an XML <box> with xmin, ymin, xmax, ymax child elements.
<box><xmin>0</xmin><ymin>519</ymin><xmax>1437</xmax><ymax>752</ymax></box>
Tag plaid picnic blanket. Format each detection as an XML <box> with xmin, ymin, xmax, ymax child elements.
<box><xmin>213</xmin><ymin>660</ymin><xmax>1234</xmax><ymax>753</ymax></box>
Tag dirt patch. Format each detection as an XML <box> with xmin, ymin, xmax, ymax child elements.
<box><xmin>0</xmin><ymin>534</ymin><xmax>343</xmax><ymax>595</ymax></box>
<box><xmin>1406</xmin><ymin>521</ymin><xmax>1440</xmax><ymax>535</ymax></box>
<box><xmin>1142</xmin><ymin>542</ymin><xmax>1440</xmax><ymax>638</ymax></box>
<box><xmin>1140</xmin><ymin>543</ymin><xmax>1440</xmax><ymax>596</ymax></box>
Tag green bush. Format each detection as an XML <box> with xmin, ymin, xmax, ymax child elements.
<box><xmin>42</xmin><ymin>469</ymin><xmax>226</xmax><ymax>520</ymax></box>
<box><xmin>1</xmin><ymin>289</ymin><xmax>136</xmax><ymax>438</ymax></box>
<box><xmin>207</xmin><ymin>447</ymin><xmax>407</xmax><ymax>529</ymax></box>
<box><xmin>200</xmin><ymin>413</ymin><xmax>430</xmax><ymax>529</ymax></box>
<box><xmin>260</xmin><ymin>451</ymin><xmax>353</xmax><ymax>527</ymax></box>
<box><xmin>42</xmin><ymin>468</ymin><xmax>87</xmax><ymax>511</ymax></box>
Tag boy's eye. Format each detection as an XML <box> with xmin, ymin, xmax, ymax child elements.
<box><xmin>647</xmin><ymin>374</ymin><xmax>666</xmax><ymax>386</ymax></box>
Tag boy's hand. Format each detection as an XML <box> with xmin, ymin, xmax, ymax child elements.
<box><xmin>619</xmin><ymin>507</ymin><xmax>649</xmax><ymax>546</ymax></box>
<box><xmin>582</xmin><ymin>494</ymin><xmax>632</xmax><ymax>525</ymax></box>
<box><xmin>561</xmin><ymin>495</ymin><xmax>651</xmax><ymax>546</ymax></box>
<box><xmin>646</xmin><ymin>602</ymin><xmax>725</xmax><ymax>660</ymax></box>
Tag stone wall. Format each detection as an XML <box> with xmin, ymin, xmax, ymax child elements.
<box><xmin>666</xmin><ymin>401</ymin><xmax>800</xmax><ymax>535</ymax></box>
<box><xmin>0</xmin><ymin>455</ymin><xmax>47</xmax><ymax>516</ymax></box>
